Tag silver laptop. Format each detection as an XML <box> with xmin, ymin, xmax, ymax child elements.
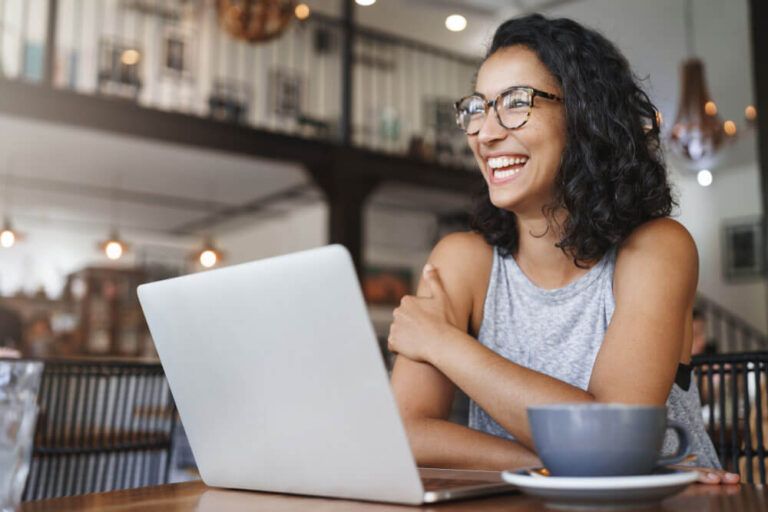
<box><xmin>137</xmin><ymin>245</ymin><xmax>517</xmax><ymax>504</ymax></box>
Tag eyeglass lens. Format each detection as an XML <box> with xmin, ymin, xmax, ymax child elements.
<box><xmin>457</xmin><ymin>88</ymin><xmax>532</xmax><ymax>133</ymax></box>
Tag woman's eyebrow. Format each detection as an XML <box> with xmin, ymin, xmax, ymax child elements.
<box><xmin>473</xmin><ymin>84</ymin><xmax>537</xmax><ymax>98</ymax></box>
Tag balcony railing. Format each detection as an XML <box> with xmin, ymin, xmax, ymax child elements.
<box><xmin>0</xmin><ymin>0</ymin><xmax>480</xmax><ymax>170</ymax></box>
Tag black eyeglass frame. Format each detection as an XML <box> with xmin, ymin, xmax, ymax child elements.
<box><xmin>454</xmin><ymin>86</ymin><xmax>563</xmax><ymax>135</ymax></box>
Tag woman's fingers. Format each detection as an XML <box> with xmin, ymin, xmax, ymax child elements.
<box><xmin>696</xmin><ymin>468</ymin><xmax>740</xmax><ymax>485</ymax></box>
<box><xmin>668</xmin><ymin>464</ymin><xmax>741</xmax><ymax>485</ymax></box>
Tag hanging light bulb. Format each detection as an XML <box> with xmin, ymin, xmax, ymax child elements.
<box><xmin>0</xmin><ymin>219</ymin><xmax>18</xmax><ymax>248</ymax></box>
<box><xmin>697</xmin><ymin>169</ymin><xmax>713</xmax><ymax>187</ymax></box>
<box><xmin>200</xmin><ymin>249</ymin><xmax>218</xmax><ymax>268</ymax></box>
<box><xmin>723</xmin><ymin>120</ymin><xmax>737</xmax><ymax>137</ymax></box>
<box><xmin>0</xmin><ymin>229</ymin><xmax>15</xmax><ymax>248</ymax></box>
<box><xmin>194</xmin><ymin>237</ymin><xmax>224</xmax><ymax>269</ymax></box>
<box><xmin>445</xmin><ymin>14</ymin><xmax>467</xmax><ymax>32</ymax></box>
<box><xmin>745</xmin><ymin>105</ymin><xmax>757</xmax><ymax>123</ymax></box>
<box><xmin>294</xmin><ymin>3</ymin><xmax>310</xmax><ymax>20</ymax></box>
<box><xmin>99</xmin><ymin>230</ymin><xmax>129</xmax><ymax>261</ymax></box>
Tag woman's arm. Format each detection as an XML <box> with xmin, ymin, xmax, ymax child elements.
<box><xmin>392</xmin><ymin>356</ymin><xmax>540</xmax><ymax>470</ymax></box>
<box><xmin>390</xmin><ymin>232</ymin><xmax>540</xmax><ymax>470</ymax></box>
<box><xmin>391</xmin><ymin>218</ymin><xmax>697</xmax><ymax>450</ymax></box>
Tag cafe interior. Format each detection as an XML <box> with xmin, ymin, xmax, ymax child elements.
<box><xmin>1</xmin><ymin>0</ymin><xmax>767</xmax><ymax>509</ymax></box>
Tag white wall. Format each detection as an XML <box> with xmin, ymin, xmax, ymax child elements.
<box><xmin>0</xmin><ymin>202</ymin><xmax>328</xmax><ymax>299</ymax></box>
<box><xmin>673</xmin><ymin>159</ymin><xmax>767</xmax><ymax>333</ymax></box>
<box><xmin>216</xmin><ymin>201</ymin><xmax>329</xmax><ymax>265</ymax></box>
<box><xmin>0</xmin><ymin>222</ymin><xmax>196</xmax><ymax>298</ymax></box>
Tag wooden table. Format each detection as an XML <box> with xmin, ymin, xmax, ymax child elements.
<box><xmin>18</xmin><ymin>480</ymin><xmax>768</xmax><ymax>511</ymax></box>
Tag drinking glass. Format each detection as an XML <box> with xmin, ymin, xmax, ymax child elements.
<box><xmin>0</xmin><ymin>360</ymin><xmax>43</xmax><ymax>512</ymax></box>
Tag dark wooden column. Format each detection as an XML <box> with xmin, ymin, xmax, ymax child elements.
<box><xmin>308</xmin><ymin>163</ymin><xmax>378</xmax><ymax>276</ymax></box>
<box><xmin>748</xmin><ymin>0</ymin><xmax>768</xmax><ymax>322</ymax></box>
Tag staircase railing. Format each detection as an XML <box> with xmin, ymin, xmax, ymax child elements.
<box><xmin>696</xmin><ymin>294</ymin><xmax>768</xmax><ymax>353</ymax></box>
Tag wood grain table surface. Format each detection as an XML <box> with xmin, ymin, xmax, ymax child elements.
<box><xmin>18</xmin><ymin>480</ymin><xmax>768</xmax><ymax>512</ymax></box>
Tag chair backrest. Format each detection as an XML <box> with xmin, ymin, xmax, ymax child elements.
<box><xmin>691</xmin><ymin>352</ymin><xmax>768</xmax><ymax>484</ymax></box>
<box><xmin>22</xmin><ymin>360</ymin><xmax>177</xmax><ymax>500</ymax></box>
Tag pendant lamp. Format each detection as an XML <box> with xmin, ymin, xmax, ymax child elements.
<box><xmin>666</xmin><ymin>0</ymin><xmax>724</xmax><ymax>163</ymax></box>
<box><xmin>667</xmin><ymin>58</ymin><xmax>724</xmax><ymax>162</ymax></box>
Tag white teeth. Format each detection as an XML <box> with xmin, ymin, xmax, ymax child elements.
<box><xmin>494</xmin><ymin>168</ymin><xmax>519</xmax><ymax>178</ymax></box>
<box><xmin>487</xmin><ymin>156</ymin><xmax>529</xmax><ymax>169</ymax></box>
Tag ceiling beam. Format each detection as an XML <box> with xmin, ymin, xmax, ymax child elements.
<box><xmin>170</xmin><ymin>183</ymin><xmax>319</xmax><ymax>234</ymax></box>
<box><xmin>6</xmin><ymin>175</ymin><xmax>234</xmax><ymax>213</ymax></box>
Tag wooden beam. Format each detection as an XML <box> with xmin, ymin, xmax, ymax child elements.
<box><xmin>308</xmin><ymin>163</ymin><xmax>379</xmax><ymax>275</ymax></box>
<box><xmin>0</xmin><ymin>80</ymin><xmax>333</xmax><ymax>168</ymax></box>
<box><xmin>0</xmin><ymin>79</ymin><xmax>479</xmax><ymax>195</ymax></box>
<box><xmin>748</xmin><ymin>0</ymin><xmax>768</xmax><ymax>321</ymax></box>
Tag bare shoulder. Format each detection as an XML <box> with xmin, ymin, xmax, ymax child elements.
<box><xmin>430</xmin><ymin>231</ymin><xmax>493</xmax><ymax>266</ymax></box>
<box><xmin>617</xmin><ymin>218</ymin><xmax>697</xmax><ymax>263</ymax></box>
<box><xmin>429</xmin><ymin>232</ymin><xmax>493</xmax><ymax>288</ymax></box>
<box><xmin>615</xmin><ymin>217</ymin><xmax>698</xmax><ymax>296</ymax></box>
<box><xmin>422</xmin><ymin>232</ymin><xmax>493</xmax><ymax>332</ymax></box>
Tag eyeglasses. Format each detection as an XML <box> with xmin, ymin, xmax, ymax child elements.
<box><xmin>454</xmin><ymin>86</ymin><xmax>563</xmax><ymax>135</ymax></box>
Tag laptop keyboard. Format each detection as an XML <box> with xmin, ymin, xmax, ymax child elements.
<box><xmin>421</xmin><ymin>477</ymin><xmax>497</xmax><ymax>491</ymax></box>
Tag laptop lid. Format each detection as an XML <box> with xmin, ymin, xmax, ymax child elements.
<box><xmin>138</xmin><ymin>245</ymin><xmax>425</xmax><ymax>504</ymax></box>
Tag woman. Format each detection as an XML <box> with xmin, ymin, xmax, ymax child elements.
<box><xmin>387</xmin><ymin>14</ymin><xmax>738</xmax><ymax>484</ymax></box>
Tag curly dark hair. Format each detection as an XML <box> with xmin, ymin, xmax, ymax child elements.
<box><xmin>470</xmin><ymin>14</ymin><xmax>675</xmax><ymax>266</ymax></box>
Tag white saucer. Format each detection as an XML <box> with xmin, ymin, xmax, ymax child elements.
<box><xmin>501</xmin><ymin>468</ymin><xmax>699</xmax><ymax>509</ymax></box>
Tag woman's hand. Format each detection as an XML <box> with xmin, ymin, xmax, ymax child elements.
<box><xmin>668</xmin><ymin>465</ymin><xmax>740</xmax><ymax>485</ymax></box>
<box><xmin>694</xmin><ymin>469</ymin><xmax>740</xmax><ymax>485</ymax></box>
<box><xmin>388</xmin><ymin>264</ymin><xmax>460</xmax><ymax>364</ymax></box>
<box><xmin>0</xmin><ymin>347</ymin><xmax>21</xmax><ymax>358</ymax></box>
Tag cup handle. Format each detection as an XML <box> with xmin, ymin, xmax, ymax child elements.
<box><xmin>657</xmin><ymin>420</ymin><xmax>692</xmax><ymax>466</ymax></box>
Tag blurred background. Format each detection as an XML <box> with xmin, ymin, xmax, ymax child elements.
<box><xmin>0</xmin><ymin>0</ymin><xmax>765</xmax><ymax>361</ymax></box>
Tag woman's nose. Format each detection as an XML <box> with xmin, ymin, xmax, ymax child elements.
<box><xmin>476</xmin><ymin>109</ymin><xmax>508</xmax><ymax>145</ymax></box>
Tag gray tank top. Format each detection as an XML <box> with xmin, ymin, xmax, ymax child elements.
<box><xmin>468</xmin><ymin>246</ymin><xmax>721</xmax><ymax>469</ymax></box>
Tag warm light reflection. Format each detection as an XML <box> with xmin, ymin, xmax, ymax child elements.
<box><xmin>121</xmin><ymin>49</ymin><xmax>141</xmax><ymax>66</ymax></box>
<box><xmin>0</xmin><ymin>229</ymin><xmax>16</xmax><ymax>248</ymax></box>
<box><xmin>745</xmin><ymin>105</ymin><xmax>757</xmax><ymax>122</ymax></box>
<box><xmin>723</xmin><ymin>120</ymin><xmax>737</xmax><ymax>136</ymax></box>
<box><xmin>200</xmin><ymin>249</ymin><xmax>218</xmax><ymax>268</ymax></box>
<box><xmin>704</xmin><ymin>101</ymin><xmax>717</xmax><ymax>116</ymax></box>
<box><xmin>445</xmin><ymin>14</ymin><xmax>467</xmax><ymax>32</ymax></box>
<box><xmin>105</xmin><ymin>241</ymin><xmax>124</xmax><ymax>260</ymax></box>
<box><xmin>295</xmin><ymin>3</ymin><xmax>310</xmax><ymax>20</ymax></box>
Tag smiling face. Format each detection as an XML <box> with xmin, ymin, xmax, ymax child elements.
<box><xmin>468</xmin><ymin>45</ymin><xmax>567</xmax><ymax>215</ymax></box>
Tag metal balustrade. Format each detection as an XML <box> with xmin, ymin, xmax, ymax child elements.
<box><xmin>692</xmin><ymin>352</ymin><xmax>768</xmax><ymax>484</ymax></box>
<box><xmin>22</xmin><ymin>359</ymin><xmax>177</xmax><ymax>500</ymax></box>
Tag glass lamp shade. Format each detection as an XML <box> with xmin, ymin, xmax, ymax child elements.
<box><xmin>667</xmin><ymin>58</ymin><xmax>725</xmax><ymax>162</ymax></box>
<box><xmin>217</xmin><ymin>0</ymin><xmax>295</xmax><ymax>43</ymax></box>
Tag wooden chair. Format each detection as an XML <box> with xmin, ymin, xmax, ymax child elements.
<box><xmin>691</xmin><ymin>352</ymin><xmax>768</xmax><ymax>484</ymax></box>
<box><xmin>22</xmin><ymin>360</ymin><xmax>178</xmax><ymax>500</ymax></box>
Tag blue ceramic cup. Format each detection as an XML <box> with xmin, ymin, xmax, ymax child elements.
<box><xmin>527</xmin><ymin>403</ymin><xmax>691</xmax><ymax>477</ymax></box>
